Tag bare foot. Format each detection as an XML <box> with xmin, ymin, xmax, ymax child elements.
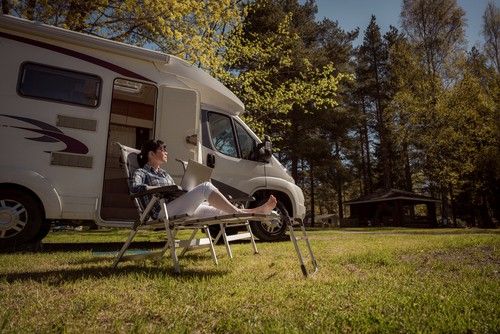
<box><xmin>239</xmin><ymin>195</ymin><xmax>277</xmax><ymax>214</ymax></box>
<box><xmin>255</xmin><ymin>195</ymin><xmax>277</xmax><ymax>214</ymax></box>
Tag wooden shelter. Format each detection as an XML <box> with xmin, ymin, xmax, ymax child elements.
<box><xmin>344</xmin><ymin>189</ymin><xmax>441</xmax><ymax>227</ymax></box>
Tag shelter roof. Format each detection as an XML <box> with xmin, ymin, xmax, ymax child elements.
<box><xmin>345</xmin><ymin>188</ymin><xmax>440</xmax><ymax>205</ymax></box>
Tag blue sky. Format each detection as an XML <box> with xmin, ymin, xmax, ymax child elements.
<box><xmin>301</xmin><ymin>0</ymin><xmax>498</xmax><ymax>48</ymax></box>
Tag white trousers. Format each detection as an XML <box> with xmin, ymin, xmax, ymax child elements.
<box><xmin>160</xmin><ymin>182</ymin><xmax>227</xmax><ymax>219</ymax></box>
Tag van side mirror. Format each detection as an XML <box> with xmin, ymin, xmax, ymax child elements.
<box><xmin>256</xmin><ymin>135</ymin><xmax>272</xmax><ymax>163</ymax></box>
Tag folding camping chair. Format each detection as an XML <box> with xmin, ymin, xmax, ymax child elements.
<box><xmin>111</xmin><ymin>142</ymin><xmax>318</xmax><ymax>276</ymax></box>
<box><xmin>111</xmin><ymin>143</ymin><xmax>271</xmax><ymax>273</ymax></box>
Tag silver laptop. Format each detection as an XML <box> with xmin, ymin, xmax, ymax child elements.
<box><xmin>180</xmin><ymin>159</ymin><xmax>213</xmax><ymax>191</ymax></box>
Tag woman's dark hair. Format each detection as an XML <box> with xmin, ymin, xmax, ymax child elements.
<box><xmin>138</xmin><ymin>139</ymin><xmax>165</xmax><ymax>167</ymax></box>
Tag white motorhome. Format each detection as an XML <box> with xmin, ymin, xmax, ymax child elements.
<box><xmin>0</xmin><ymin>15</ymin><xmax>305</xmax><ymax>249</ymax></box>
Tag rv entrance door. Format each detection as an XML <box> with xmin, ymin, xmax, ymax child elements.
<box><xmin>157</xmin><ymin>86</ymin><xmax>200</xmax><ymax>184</ymax></box>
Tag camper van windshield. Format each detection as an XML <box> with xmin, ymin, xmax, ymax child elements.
<box><xmin>18</xmin><ymin>63</ymin><xmax>101</xmax><ymax>107</ymax></box>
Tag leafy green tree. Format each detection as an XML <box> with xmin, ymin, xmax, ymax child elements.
<box><xmin>399</xmin><ymin>0</ymin><xmax>467</xmax><ymax>224</ymax></box>
<box><xmin>455</xmin><ymin>39</ymin><xmax>500</xmax><ymax>227</ymax></box>
<box><xmin>401</xmin><ymin>0</ymin><xmax>466</xmax><ymax>83</ymax></box>
<box><xmin>385</xmin><ymin>35</ymin><xmax>427</xmax><ymax>193</ymax></box>
<box><xmin>383</xmin><ymin>26</ymin><xmax>415</xmax><ymax>191</ymax></box>
<box><xmin>434</xmin><ymin>59</ymin><xmax>499</xmax><ymax>226</ymax></box>
<box><xmin>218</xmin><ymin>0</ymin><xmax>355</xmax><ymax>223</ymax></box>
<box><xmin>309</xmin><ymin>15</ymin><xmax>358</xmax><ymax>222</ymax></box>
<box><xmin>221</xmin><ymin>2</ymin><xmax>348</xmax><ymax>128</ymax></box>
<box><xmin>219</xmin><ymin>1</ymin><xmax>349</xmax><ymax>164</ymax></box>
<box><xmin>352</xmin><ymin>20</ymin><xmax>413</xmax><ymax>197</ymax></box>
<box><xmin>3</xmin><ymin>0</ymin><xmax>243</xmax><ymax>72</ymax></box>
<box><xmin>482</xmin><ymin>1</ymin><xmax>500</xmax><ymax>73</ymax></box>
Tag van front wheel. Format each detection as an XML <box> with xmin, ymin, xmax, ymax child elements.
<box><xmin>0</xmin><ymin>189</ymin><xmax>43</xmax><ymax>250</ymax></box>
<box><xmin>250</xmin><ymin>200</ymin><xmax>288</xmax><ymax>242</ymax></box>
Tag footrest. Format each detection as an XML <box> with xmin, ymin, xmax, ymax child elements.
<box><xmin>226</xmin><ymin>232</ymin><xmax>251</xmax><ymax>242</ymax></box>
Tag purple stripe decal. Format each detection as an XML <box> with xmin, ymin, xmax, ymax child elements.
<box><xmin>14</xmin><ymin>126</ymin><xmax>89</xmax><ymax>154</ymax></box>
<box><xmin>0</xmin><ymin>31</ymin><xmax>155</xmax><ymax>83</ymax></box>
<box><xmin>1</xmin><ymin>114</ymin><xmax>89</xmax><ymax>154</ymax></box>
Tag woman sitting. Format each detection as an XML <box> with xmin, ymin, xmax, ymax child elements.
<box><xmin>130</xmin><ymin>139</ymin><xmax>277</xmax><ymax>219</ymax></box>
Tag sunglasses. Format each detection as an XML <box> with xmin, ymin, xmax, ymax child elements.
<box><xmin>156</xmin><ymin>145</ymin><xmax>167</xmax><ymax>152</ymax></box>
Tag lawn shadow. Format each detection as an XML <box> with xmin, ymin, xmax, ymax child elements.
<box><xmin>0</xmin><ymin>261</ymin><xmax>229</xmax><ymax>284</ymax></box>
<box><xmin>0</xmin><ymin>241</ymin><xmax>167</xmax><ymax>254</ymax></box>
<box><xmin>1</xmin><ymin>241</ymin><xmax>231</xmax><ymax>283</ymax></box>
<box><xmin>43</xmin><ymin>241</ymin><xmax>169</xmax><ymax>253</ymax></box>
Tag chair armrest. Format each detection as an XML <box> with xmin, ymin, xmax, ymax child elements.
<box><xmin>131</xmin><ymin>185</ymin><xmax>185</xmax><ymax>199</ymax></box>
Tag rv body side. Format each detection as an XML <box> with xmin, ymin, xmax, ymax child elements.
<box><xmin>0</xmin><ymin>15</ymin><xmax>305</xmax><ymax>248</ymax></box>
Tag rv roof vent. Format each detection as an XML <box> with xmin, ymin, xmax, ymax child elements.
<box><xmin>114</xmin><ymin>79</ymin><xmax>143</xmax><ymax>95</ymax></box>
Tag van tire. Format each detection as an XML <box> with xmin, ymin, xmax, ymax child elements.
<box><xmin>29</xmin><ymin>221</ymin><xmax>52</xmax><ymax>243</ymax></box>
<box><xmin>250</xmin><ymin>200</ymin><xmax>288</xmax><ymax>242</ymax></box>
<box><xmin>0</xmin><ymin>189</ymin><xmax>43</xmax><ymax>250</ymax></box>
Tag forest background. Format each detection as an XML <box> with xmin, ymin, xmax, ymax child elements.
<box><xmin>2</xmin><ymin>0</ymin><xmax>498</xmax><ymax>228</ymax></box>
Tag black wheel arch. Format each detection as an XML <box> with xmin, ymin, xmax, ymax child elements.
<box><xmin>247</xmin><ymin>189</ymin><xmax>292</xmax><ymax>242</ymax></box>
<box><xmin>0</xmin><ymin>183</ymin><xmax>46</xmax><ymax>218</ymax></box>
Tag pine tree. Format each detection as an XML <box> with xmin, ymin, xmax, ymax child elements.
<box><xmin>355</xmin><ymin>16</ymin><xmax>393</xmax><ymax>190</ymax></box>
<box><xmin>400</xmin><ymin>0</ymin><xmax>467</xmax><ymax>224</ymax></box>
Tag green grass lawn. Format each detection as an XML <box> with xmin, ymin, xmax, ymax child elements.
<box><xmin>1</xmin><ymin>228</ymin><xmax>499</xmax><ymax>333</ymax></box>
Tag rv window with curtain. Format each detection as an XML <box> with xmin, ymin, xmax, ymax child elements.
<box><xmin>18</xmin><ymin>62</ymin><xmax>101</xmax><ymax>107</ymax></box>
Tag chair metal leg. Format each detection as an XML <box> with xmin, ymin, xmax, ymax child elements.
<box><xmin>111</xmin><ymin>228</ymin><xmax>138</xmax><ymax>269</ymax></box>
<box><xmin>164</xmin><ymin>222</ymin><xmax>181</xmax><ymax>273</ymax></box>
<box><xmin>245</xmin><ymin>222</ymin><xmax>259</xmax><ymax>255</ymax></box>
<box><xmin>216</xmin><ymin>222</ymin><xmax>258</xmax><ymax>258</ymax></box>
<box><xmin>220</xmin><ymin>224</ymin><xmax>234</xmax><ymax>259</ymax></box>
<box><xmin>160</xmin><ymin>200</ymin><xmax>182</xmax><ymax>273</ymax></box>
<box><xmin>204</xmin><ymin>227</ymin><xmax>218</xmax><ymax>265</ymax></box>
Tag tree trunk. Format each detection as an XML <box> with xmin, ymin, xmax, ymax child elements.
<box><xmin>334</xmin><ymin>141</ymin><xmax>344</xmax><ymax>225</ymax></box>
<box><xmin>309</xmin><ymin>163</ymin><xmax>315</xmax><ymax>227</ymax></box>
<box><xmin>403</xmin><ymin>141</ymin><xmax>412</xmax><ymax>191</ymax></box>
<box><xmin>362</xmin><ymin>98</ymin><xmax>373</xmax><ymax>194</ymax></box>
<box><xmin>358</xmin><ymin>125</ymin><xmax>367</xmax><ymax>194</ymax></box>
<box><xmin>449</xmin><ymin>184</ymin><xmax>457</xmax><ymax>227</ymax></box>
<box><xmin>441</xmin><ymin>185</ymin><xmax>450</xmax><ymax>226</ymax></box>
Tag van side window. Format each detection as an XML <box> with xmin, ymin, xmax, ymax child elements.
<box><xmin>208</xmin><ymin>113</ymin><xmax>238</xmax><ymax>158</ymax></box>
<box><xmin>207</xmin><ymin>112</ymin><xmax>256</xmax><ymax>160</ymax></box>
<box><xmin>18</xmin><ymin>63</ymin><xmax>101</xmax><ymax>107</ymax></box>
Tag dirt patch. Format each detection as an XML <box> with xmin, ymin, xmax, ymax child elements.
<box><xmin>400</xmin><ymin>245</ymin><xmax>500</xmax><ymax>277</ymax></box>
